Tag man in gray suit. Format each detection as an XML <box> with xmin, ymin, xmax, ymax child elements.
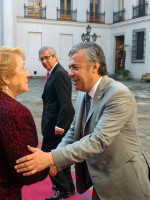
<box><xmin>15</xmin><ymin>42</ymin><xmax>150</xmax><ymax>200</ymax></box>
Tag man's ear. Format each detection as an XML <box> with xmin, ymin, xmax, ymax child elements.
<box><xmin>54</xmin><ymin>54</ymin><xmax>57</xmax><ymax>60</ymax></box>
<box><xmin>92</xmin><ymin>62</ymin><xmax>100</xmax><ymax>73</ymax></box>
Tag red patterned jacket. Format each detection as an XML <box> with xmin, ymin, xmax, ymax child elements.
<box><xmin>0</xmin><ymin>92</ymin><xmax>49</xmax><ymax>200</ymax></box>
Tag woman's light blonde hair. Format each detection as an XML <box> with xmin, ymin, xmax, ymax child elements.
<box><xmin>0</xmin><ymin>47</ymin><xmax>25</xmax><ymax>90</ymax></box>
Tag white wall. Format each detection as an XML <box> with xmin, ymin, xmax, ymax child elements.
<box><xmin>2</xmin><ymin>0</ymin><xmax>15</xmax><ymax>47</ymax></box>
<box><xmin>16</xmin><ymin>0</ymin><xmax>24</xmax><ymax>18</ymax></box>
<box><xmin>75</xmin><ymin>0</ymin><xmax>89</xmax><ymax>22</ymax></box>
<box><xmin>16</xmin><ymin>17</ymin><xmax>112</xmax><ymax>76</ymax></box>
<box><xmin>124</xmin><ymin>0</ymin><xmax>134</xmax><ymax>20</ymax></box>
<box><xmin>1</xmin><ymin>0</ymin><xmax>150</xmax><ymax>79</ymax></box>
<box><xmin>104</xmin><ymin>0</ymin><xmax>114</xmax><ymax>24</ymax></box>
<box><xmin>46</xmin><ymin>0</ymin><xmax>58</xmax><ymax>20</ymax></box>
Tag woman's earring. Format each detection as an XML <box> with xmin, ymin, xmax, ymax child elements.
<box><xmin>5</xmin><ymin>85</ymin><xmax>8</xmax><ymax>90</ymax></box>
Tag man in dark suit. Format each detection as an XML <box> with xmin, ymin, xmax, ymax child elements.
<box><xmin>38</xmin><ymin>46</ymin><xmax>75</xmax><ymax>200</ymax></box>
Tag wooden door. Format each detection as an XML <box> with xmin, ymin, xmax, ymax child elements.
<box><xmin>115</xmin><ymin>36</ymin><xmax>124</xmax><ymax>71</ymax></box>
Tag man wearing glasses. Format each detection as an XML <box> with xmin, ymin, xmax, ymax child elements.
<box><xmin>38</xmin><ymin>46</ymin><xmax>75</xmax><ymax>200</ymax></box>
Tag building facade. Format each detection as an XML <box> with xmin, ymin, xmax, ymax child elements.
<box><xmin>0</xmin><ymin>0</ymin><xmax>149</xmax><ymax>79</ymax></box>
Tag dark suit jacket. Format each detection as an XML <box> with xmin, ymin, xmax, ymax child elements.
<box><xmin>0</xmin><ymin>92</ymin><xmax>49</xmax><ymax>200</ymax></box>
<box><xmin>41</xmin><ymin>62</ymin><xmax>75</xmax><ymax>139</ymax></box>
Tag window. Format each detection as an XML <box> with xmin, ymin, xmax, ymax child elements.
<box><xmin>90</xmin><ymin>0</ymin><xmax>101</xmax><ymax>13</ymax></box>
<box><xmin>139</xmin><ymin>0</ymin><xmax>146</xmax><ymax>17</ymax></box>
<box><xmin>28</xmin><ymin>0</ymin><xmax>41</xmax><ymax>7</ymax></box>
<box><xmin>90</xmin><ymin>0</ymin><xmax>101</xmax><ymax>22</ymax></box>
<box><xmin>132</xmin><ymin>29</ymin><xmax>146</xmax><ymax>63</ymax></box>
<box><xmin>28</xmin><ymin>0</ymin><xmax>42</xmax><ymax>18</ymax></box>
<box><xmin>133</xmin><ymin>0</ymin><xmax>147</xmax><ymax>18</ymax></box>
<box><xmin>118</xmin><ymin>0</ymin><xmax>124</xmax><ymax>11</ymax></box>
<box><xmin>139</xmin><ymin>0</ymin><xmax>145</xmax><ymax>4</ymax></box>
<box><xmin>60</xmin><ymin>0</ymin><xmax>71</xmax><ymax>10</ymax></box>
<box><xmin>117</xmin><ymin>0</ymin><xmax>124</xmax><ymax>21</ymax></box>
<box><xmin>60</xmin><ymin>0</ymin><xmax>72</xmax><ymax>19</ymax></box>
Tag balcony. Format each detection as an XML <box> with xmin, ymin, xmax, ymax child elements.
<box><xmin>57</xmin><ymin>7</ymin><xmax>77</xmax><ymax>22</ymax></box>
<box><xmin>113</xmin><ymin>9</ymin><xmax>125</xmax><ymax>23</ymax></box>
<box><xmin>133</xmin><ymin>2</ymin><xmax>148</xmax><ymax>19</ymax></box>
<box><xmin>86</xmin><ymin>11</ymin><xmax>105</xmax><ymax>24</ymax></box>
<box><xmin>24</xmin><ymin>4</ymin><xmax>46</xmax><ymax>19</ymax></box>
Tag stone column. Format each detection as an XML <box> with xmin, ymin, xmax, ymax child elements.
<box><xmin>3</xmin><ymin>0</ymin><xmax>15</xmax><ymax>47</ymax></box>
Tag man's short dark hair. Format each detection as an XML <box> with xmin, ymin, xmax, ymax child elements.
<box><xmin>69</xmin><ymin>42</ymin><xmax>108</xmax><ymax>76</ymax></box>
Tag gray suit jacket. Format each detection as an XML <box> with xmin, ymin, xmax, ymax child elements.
<box><xmin>52</xmin><ymin>75</ymin><xmax>150</xmax><ymax>200</ymax></box>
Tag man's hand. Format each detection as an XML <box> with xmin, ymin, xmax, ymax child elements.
<box><xmin>55</xmin><ymin>126</ymin><xmax>64</xmax><ymax>135</ymax></box>
<box><xmin>14</xmin><ymin>145</ymin><xmax>54</xmax><ymax>176</ymax></box>
<box><xmin>49</xmin><ymin>166</ymin><xmax>57</xmax><ymax>176</ymax></box>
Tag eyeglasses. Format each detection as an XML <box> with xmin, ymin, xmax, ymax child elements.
<box><xmin>38</xmin><ymin>56</ymin><xmax>51</xmax><ymax>62</ymax></box>
<box><xmin>17</xmin><ymin>68</ymin><xmax>28</xmax><ymax>72</ymax></box>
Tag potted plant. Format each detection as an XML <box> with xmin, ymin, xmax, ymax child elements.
<box><xmin>116</xmin><ymin>69</ymin><xmax>130</xmax><ymax>80</ymax></box>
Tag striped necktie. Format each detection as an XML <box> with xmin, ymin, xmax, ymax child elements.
<box><xmin>45</xmin><ymin>72</ymin><xmax>49</xmax><ymax>82</ymax></box>
<box><xmin>85</xmin><ymin>93</ymin><xmax>91</xmax><ymax>119</ymax></box>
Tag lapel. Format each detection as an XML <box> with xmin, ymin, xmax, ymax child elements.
<box><xmin>46</xmin><ymin>63</ymin><xmax>59</xmax><ymax>87</ymax></box>
<box><xmin>86</xmin><ymin>75</ymin><xmax>110</xmax><ymax>123</ymax></box>
<box><xmin>75</xmin><ymin>75</ymin><xmax>110</xmax><ymax>139</ymax></box>
<box><xmin>74</xmin><ymin>92</ymin><xmax>85</xmax><ymax>141</ymax></box>
<box><xmin>42</xmin><ymin>63</ymin><xmax>60</xmax><ymax>100</ymax></box>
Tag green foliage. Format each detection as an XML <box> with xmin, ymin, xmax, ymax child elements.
<box><xmin>115</xmin><ymin>44</ymin><xmax>128</xmax><ymax>58</ymax></box>
<box><xmin>116</xmin><ymin>69</ymin><xmax>130</xmax><ymax>77</ymax></box>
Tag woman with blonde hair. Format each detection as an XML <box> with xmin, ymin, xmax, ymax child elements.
<box><xmin>0</xmin><ymin>47</ymin><xmax>49</xmax><ymax>199</ymax></box>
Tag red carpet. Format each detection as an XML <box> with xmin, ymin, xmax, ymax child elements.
<box><xmin>22</xmin><ymin>142</ymin><xmax>92</xmax><ymax>200</ymax></box>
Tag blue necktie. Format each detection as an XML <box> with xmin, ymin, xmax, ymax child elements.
<box><xmin>85</xmin><ymin>93</ymin><xmax>91</xmax><ymax>119</ymax></box>
<box><xmin>82</xmin><ymin>93</ymin><xmax>92</xmax><ymax>188</ymax></box>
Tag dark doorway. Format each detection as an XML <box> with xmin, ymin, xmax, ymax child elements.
<box><xmin>115</xmin><ymin>35</ymin><xmax>124</xmax><ymax>71</ymax></box>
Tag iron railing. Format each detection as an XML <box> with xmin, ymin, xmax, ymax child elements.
<box><xmin>86</xmin><ymin>11</ymin><xmax>105</xmax><ymax>24</ymax></box>
<box><xmin>24</xmin><ymin>4</ymin><xmax>46</xmax><ymax>19</ymax></box>
<box><xmin>133</xmin><ymin>2</ymin><xmax>148</xmax><ymax>18</ymax></box>
<box><xmin>57</xmin><ymin>7</ymin><xmax>77</xmax><ymax>22</ymax></box>
<box><xmin>113</xmin><ymin>9</ymin><xmax>125</xmax><ymax>23</ymax></box>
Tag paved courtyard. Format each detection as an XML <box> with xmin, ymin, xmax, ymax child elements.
<box><xmin>17</xmin><ymin>77</ymin><xmax>150</xmax><ymax>161</ymax></box>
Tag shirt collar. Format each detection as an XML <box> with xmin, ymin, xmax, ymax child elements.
<box><xmin>48</xmin><ymin>62</ymin><xmax>58</xmax><ymax>74</ymax></box>
<box><xmin>88</xmin><ymin>76</ymin><xmax>102</xmax><ymax>99</ymax></box>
